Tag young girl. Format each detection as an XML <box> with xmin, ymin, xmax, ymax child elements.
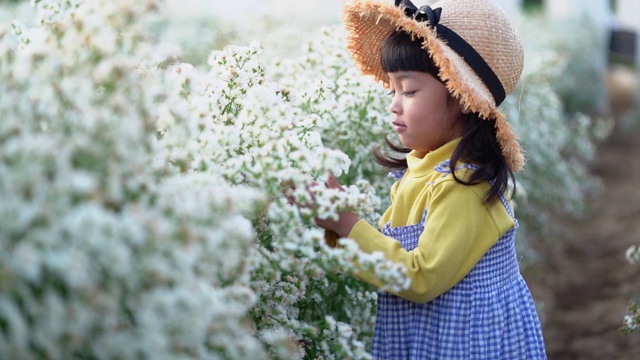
<box><xmin>314</xmin><ymin>0</ymin><xmax>547</xmax><ymax>358</ymax></box>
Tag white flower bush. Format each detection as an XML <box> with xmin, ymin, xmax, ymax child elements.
<box><xmin>160</xmin><ymin>30</ymin><xmax>408</xmax><ymax>359</ymax></box>
<box><xmin>1</xmin><ymin>1</ymin><xmax>406</xmax><ymax>358</ymax></box>
<box><xmin>623</xmin><ymin>245</ymin><xmax>640</xmax><ymax>333</ymax></box>
<box><xmin>622</xmin><ymin>242</ymin><xmax>640</xmax><ymax>334</ymax></box>
<box><xmin>502</xmin><ymin>16</ymin><xmax>612</xmax><ymax>249</ymax></box>
<box><xmin>0</xmin><ymin>0</ymin><xmax>610</xmax><ymax>358</ymax></box>
<box><xmin>0</xmin><ymin>0</ymin><xmax>273</xmax><ymax>358</ymax></box>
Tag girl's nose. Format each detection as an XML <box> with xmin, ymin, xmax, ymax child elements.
<box><xmin>389</xmin><ymin>95</ymin><xmax>401</xmax><ymax>115</ymax></box>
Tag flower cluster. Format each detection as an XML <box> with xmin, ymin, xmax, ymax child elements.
<box><xmin>622</xmin><ymin>302</ymin><xmax>640</xmax><ymax>334</ymax></box>
<box><xmin>0</xmin><ymin>0</ymin><xmax>268</xmax><ymax>358</ymax></box>
<box><xmin>160</xmin><ymin>32</ymin><xmax>408</xmax><ymax>358</ymax></box>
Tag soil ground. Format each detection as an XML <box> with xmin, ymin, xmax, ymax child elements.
<box><xmin>522</xmin><ymin>67</ymin><xmax>640</xmax><ymax>359</ymax></box>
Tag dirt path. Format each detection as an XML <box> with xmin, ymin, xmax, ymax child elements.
<box><xmin>523</xmin><ymin>71</ymin><xmax>640</xmax><ymax>359</ymax></box>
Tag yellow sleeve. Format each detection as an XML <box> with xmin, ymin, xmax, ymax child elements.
<box><xmin>348</xmin><ymin>179</ymin><xmax>514</xmax><ymax>303</ymax></box>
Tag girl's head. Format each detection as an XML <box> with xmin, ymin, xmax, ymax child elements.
<box><xmin>343</xmin><ymin>0</ymin><xmax>525</xmax><ymax>171</ymax></box>
<box><xmin>381</xmin><ymin>30</ymin><xmax>464</xmax><ymax>158</ymax></box>
<box><xmin>375</xmin><ymin>29</ymin><xmax>514</xmax><ymax>204</ymax></box>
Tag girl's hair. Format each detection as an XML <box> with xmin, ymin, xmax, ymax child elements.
<box><xmin>374</xmin><ymin>30</ymin><xmax>515</xmax><ymax>205</ymax></box>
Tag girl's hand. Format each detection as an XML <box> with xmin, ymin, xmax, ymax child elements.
<box><xmin>282</xmin><ymin>174</ymin><xmax>360</xmax><ymax>241</ymax></box>
<box><xmin>314</xmin><ymin>174</ymin><xmax>360</xmax><ymax>239</ymax></box>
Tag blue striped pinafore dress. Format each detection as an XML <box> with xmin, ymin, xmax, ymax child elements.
<box><xmin>371</xmin><ymin>162</ymin><xmax>547</xmax><ymax>359</ymax></box>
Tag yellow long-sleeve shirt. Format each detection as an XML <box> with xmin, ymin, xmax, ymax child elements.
<box><xmin>348</xmin><ymin>139</ymin><xmax>515</xmax><ymax>303</ymax></box>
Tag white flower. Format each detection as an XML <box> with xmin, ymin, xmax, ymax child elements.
<box><xmin>626</xmin><ymin>245</ymin><xmax>640</xmax><ymax>265</ymax></box>
<box><xmin>624</xmin><ymin>314</ymin><xmax>638</xmax><ymax>330</ymax></box>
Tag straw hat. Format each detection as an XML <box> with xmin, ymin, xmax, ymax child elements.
<box><xmin>343</xmin><ymin>0</ymin><xmax>526</xmax><ymax>171</ymax></box>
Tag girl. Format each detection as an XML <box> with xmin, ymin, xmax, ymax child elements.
<box><xmin>314</xmin><ymin>0</ymin><xmax>547</xmax><ymax>358</ymax></box>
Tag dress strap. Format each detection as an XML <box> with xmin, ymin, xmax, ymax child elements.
<box><xmin>434</xmin><ymin>159</ymin><xmax>479</xmax><ymax>174</ymax></box>
<box><xmin>498</xmin><ymin>192</ymin><xmax>517</xmax><ymax>226</ymax></box>
<box><xmin>388</xmin><ymin>169</ymin><xmax>407</xmax><ymax>180</ymax></box>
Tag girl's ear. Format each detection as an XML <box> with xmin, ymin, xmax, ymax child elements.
<box><xmin>451</xmin><ymin>96</ymin><xmax>471</xmax><ymax>115</ymax></box>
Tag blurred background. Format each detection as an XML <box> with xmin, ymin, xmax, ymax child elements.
<box><xmin>1</xmin><ymin>0</ymin><xmax>639</xmax><ymax>358</ymax></box>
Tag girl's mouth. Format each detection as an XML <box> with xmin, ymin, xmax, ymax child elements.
<box><xmin>392</xmin><ymin>121</ymin><xmax>406</xmax><ymax>133</ymax></box>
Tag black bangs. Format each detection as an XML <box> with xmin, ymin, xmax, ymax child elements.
<box><xmin>380</xmin><ymin>30</ymin><xmax>440</xmax><ymax>78</ymax></box>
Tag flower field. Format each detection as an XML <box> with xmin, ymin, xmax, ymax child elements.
<box><xmin>0</xmin><ymin>0</ymin><xmax>614</xmax><ymax>358</ymax></box>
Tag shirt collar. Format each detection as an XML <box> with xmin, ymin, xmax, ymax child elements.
<box><xmin>406</xmin><ymin>138</ymin><xmax>461</xmax><ymax>178</ymax></box>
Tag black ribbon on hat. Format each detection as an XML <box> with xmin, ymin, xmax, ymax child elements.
<box><xmin>394</xmin><ymin>0</ymin><xmax>506</xmax><ymax>106</ymax></box>
<box><xmin>396</xmin><ymin>0</ymin><xmax>442</xmax><ymax>27</ymax></box>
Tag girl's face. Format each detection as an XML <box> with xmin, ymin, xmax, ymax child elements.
<box><xmin>388</xmin><ymin>71</ymin><xmax>463</xmax><ymax>158</ymax></box>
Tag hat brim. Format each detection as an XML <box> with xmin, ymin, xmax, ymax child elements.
<box><xmin>343</xmin><ymin>0</ymin><xmax>525</xmax><ymax>171</ymax></box>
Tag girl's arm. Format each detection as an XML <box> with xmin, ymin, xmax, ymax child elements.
<box><xmin>348</xmin><ymin>178</ymin><xmax>514</xmax><ymax>303</ymax></box>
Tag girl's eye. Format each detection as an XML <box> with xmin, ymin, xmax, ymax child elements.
<box><xmin>387</xmin><ymin>90</ymin><xmax>416</xmax><ymax>97</ymax></box>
